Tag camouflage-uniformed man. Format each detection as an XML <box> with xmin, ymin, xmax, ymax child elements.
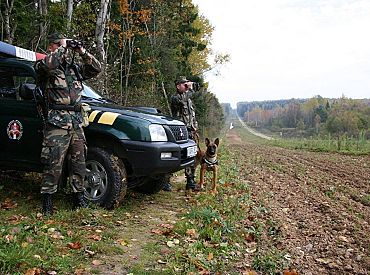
<box><xmin>35</xmin><ymin>33</ymin><xmax>101</xmax><ymax>215</ymax></box>
<box><xmin>168</xmin><ymin>76</ymin><xmax>198</xmax><ymax>191</ymax></box>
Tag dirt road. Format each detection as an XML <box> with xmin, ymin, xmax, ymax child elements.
<box><xmin>226</xmin><ymin>129</ymin><xmax>370</xmax><ymax>274</ymax></box>
<box><xmin>237</xmin><ymin>115</ymin><xmax>274</xmax><ymax>140</ymax></box>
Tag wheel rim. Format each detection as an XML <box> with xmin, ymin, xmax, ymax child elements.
<box><xmin>84</xmin><ymin>160</ymin><xmax>108</xmax><ymax>202</ymax></box>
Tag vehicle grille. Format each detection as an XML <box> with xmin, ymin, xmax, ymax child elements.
<box><xmin>169</xmin><ymin>125</ymin><xmax>188</xmax><ymax>141</ymax></box>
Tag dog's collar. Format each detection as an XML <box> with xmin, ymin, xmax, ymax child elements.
<box><xmin>203</xmin><ymin>155</ymin><xmax>218</xmax><ymax>166</ymax></box>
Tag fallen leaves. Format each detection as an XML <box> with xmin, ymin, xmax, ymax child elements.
<box><xmin>166</xmin><ymin>239</ymin><xmax>180</xmax><ymax>248</ymax></box>
<box><xmin>186</xmin><ymin>228</ymin><xmax>199</xmax><ymax>238</ymax></box>
<box><xmin>0</xmin><ymin>198</ymin><xmax>17</xmax><ymax>209</ymax></box>
<box><xmin>88</xmin><ymin>234</ymin><xmax>102</xmax><ymax>241</ymax></box>
<box><xmin>6</xmin><ymin>214</ymin><xmax>27</xmax><ymax>224</ymax></box>
<box><xmin>116</xmin><ymin>238</ymin><xmax>130</xmax><ymax>246</ymax></box>
<box><xmin>244</xmin><ymin>233</ymin><xmax>255</xmax><ymax>243</ymax></box>
<box><xmin>48</xmin><ymin>228</ymin><xmax>64</xmax><ymax>239</ymax></box>
<box><xmin>4</xmin><ymin>234</ymin><xmax>14</xmax><ymax>243</ymax></box>
<box><xmin>24</xmin><ymin>268</ymin><xmax>41</xmax><ymax>275</ymax></box>
<box><xmin>159</xmin><ymin>223</ymin><xmax>174</xmax><ymax>229</ymax></box>
<box><xmin>151</xmin><ymin>223</ymin><xmax>174</xmax><ymax>236</ymax></box>
<box><xmin>67</xmin><ymin>241</ymin><xmax>82</xmax><ymax>250</ymax></box>
<box><xmin>92</xmin><ymin>259</ymin><xmax>102</xmax><ymax>266</ymax></box>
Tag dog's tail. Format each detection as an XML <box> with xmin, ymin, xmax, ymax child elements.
<box><xmin>193</xmin><ymin>130</ymin><xmax>201</xmax><ymax>150</ymax></box>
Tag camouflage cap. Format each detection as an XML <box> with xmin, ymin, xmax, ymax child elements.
<box><xmin>47</xmin><ymin>32</ymin><xmax>65</xmax><ymax>44</ymax></box>
<box><xmin>175</xmin><ymin>76</ymin><xmax>190</xmax><ymax>85</ymax></box>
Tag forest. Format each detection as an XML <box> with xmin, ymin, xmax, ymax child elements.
<box><xmin>0</xmin><ymin>0</ymin><xmax>225</xmax><ymax>138</ymax></box>
<box><xmin>237</xmin><ymin>96</ymin><xmax>370</xmax><ymax>140</ymax></box>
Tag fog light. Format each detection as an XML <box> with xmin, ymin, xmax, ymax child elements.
<box><xmin>161</xmin><ymin>152</ymin><xmax>172</xmax><ymax>159</ymax></box>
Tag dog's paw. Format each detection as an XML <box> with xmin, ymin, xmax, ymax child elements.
<box><xmin>194</xmin><ymin>184</ymin><xmax>205</xmax><ymax>192</ymax></box>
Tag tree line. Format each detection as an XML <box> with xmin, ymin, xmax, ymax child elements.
<box><xmin>0</xmin><ymin>0</ymin><xmax>226</xmax><ymax>137</ymax></box>
<box><xmin>237</xmin><ymin>96</ymin><xmax>370</xmax><ymax>139</ymax></box>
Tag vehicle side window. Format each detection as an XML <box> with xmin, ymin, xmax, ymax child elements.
<box><xmin>0</xmin><ymin>66</ymin><xmax>35</xmax><ymax>101</ymax></box>
<box><xmin>0</xmin><ymin>68</ymin><xmax>16</xmax><ymax>99</ymax></box>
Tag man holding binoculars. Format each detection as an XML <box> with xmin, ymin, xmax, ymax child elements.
<box><xmin>164</xmin><ymin>76</ymin><xmax>199</xmax><ymax>192</ymax></box>
<box><xmin>35</xmin><ymin>32</ymin><xmax>101</xmax><ymax>215</ymax></box>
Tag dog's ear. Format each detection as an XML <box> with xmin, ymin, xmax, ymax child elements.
<box><xmin>214</xmin><ymin>138</ymin><xmax>219</xmax><ymax>147</ymax></box>
<box><xmin>205</xmin><ymin>138</ymin><xmax>210</xmax><ymax>146</ymax></box>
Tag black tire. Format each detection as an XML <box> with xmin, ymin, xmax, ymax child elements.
<box><xmin>84</xmin><ymin>147</ymin><xmax>127</xmax><ymax>209</ymax></box>
<box><xmin>134</xmin><ymin>174</ymin><xmax>171</xmax><ymax>194</ymax></box>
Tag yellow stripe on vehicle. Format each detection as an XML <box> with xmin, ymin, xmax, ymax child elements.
<box><xmin>88</xmin><ymin>110</ymin><xmax>101</xmax><ymax>122</ymax></box>
<box><xmin>97</xmin><ymin>112</ymin><xmax>120</xmax><ymax>125</ymax></box>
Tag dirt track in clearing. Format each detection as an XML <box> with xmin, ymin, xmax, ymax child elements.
<box><xmin>226</xmin><ymin>129</ymin><xmax>370</xmax><ymax>274</ymax></box>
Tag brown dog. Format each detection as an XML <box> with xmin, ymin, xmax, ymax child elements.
<box><xmin>195</xmin><ymin>138</ymin><xmax>220</xmax><ymax>193</ymax></box>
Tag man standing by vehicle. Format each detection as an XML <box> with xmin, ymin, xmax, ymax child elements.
<box><xmin>35</xmin><ymin>33</ymin><xmax>101</xmax><ymax>215</ymax></box>
<box><xmin>165</xmin><ymin>76</ymin><xmax>198</xmax><ymax>192</ymax></box>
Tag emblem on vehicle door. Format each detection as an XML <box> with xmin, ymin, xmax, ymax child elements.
<box><xmin>7</xmin><ymin>120</ymin><xmax>23</xmax><ymax>140</ymax></box>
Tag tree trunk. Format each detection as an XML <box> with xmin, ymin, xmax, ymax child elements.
<box><xmin>66</xmin><ymin>0</ymin><xmax>73</xmax><ymax>31</ymax></box>
<box><xmin>2</xmin><ymin>0</ymin><xmax>16</xmax><ymax>43</ymax></box>
<box><xmin>161</xmin><ymin>82</ymin><xmax>172</xmax><ymax>116</ymax></box>
<box><xmin>95</xmin><ymin>0</ymin><xmax>111</xmax><ymax>95</ymax></box>
<box><xmin>37</xmin><ymin>0</ymin><xmax>48</xmax><ymax>38</ymax></box>
<box><xmin>95</xmin><ymin>0</ymin><xmax>110</xmax><ymax>61</ymax></box>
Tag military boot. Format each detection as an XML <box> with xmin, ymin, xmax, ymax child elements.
<box><xmin>42</xmin><ymin>194</ymin><xmax>53</xmax><ymax>216</ymax></box>
<box><xmin>73</xmin><ymin>192</ymin><xmax>88</xmax><ymax>209</ymax></box>
<box><xmin>185</xmin><ymin>176</ymin><xmax>196</xmax><ymax>190</ymax></box>
<box><xmin>162</xmin><ymin>182</ymin><xmax>172</xmax><ymax>192</ymax></box>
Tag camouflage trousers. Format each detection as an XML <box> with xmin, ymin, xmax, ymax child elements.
<box><xmin>185</xmin><ymin>165</ymin><xmax>195</xmax><ymax>180</ymax></box>
<box><xmin>185</xmin><ymin>130</ymin><xmax>196</xmax><ymax>180</ymax></box>
<box><xmin>40</xmin><ymin>124</ymin><xmax>86</xmax><ymax>194</ymax></box>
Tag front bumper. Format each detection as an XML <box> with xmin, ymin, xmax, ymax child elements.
<box><xmin>115</xmin><ymin>139</ymin><xmax>196</xmax><ymax>177</ymax></box>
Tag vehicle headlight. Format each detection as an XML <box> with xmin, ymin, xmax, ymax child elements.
<box><xmin>149</xmin><ymin>124</ymin><xmax>167</xmax><ymax>141</ymax></box>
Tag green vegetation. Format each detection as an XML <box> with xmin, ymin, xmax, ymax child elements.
<box><xmin>270</xmin><ymin>135</ymin><xmax>370</xmax><ymax>154</ymax></box>
<box><xmin>237</xmin><ymin>96</ymin><xmax>370</xmax><ymax>154</ymax></box>
<box><xmin>163</xmin><ymin>140</ymin><xmax>288</xmax><ymax>274</ymax></box>
<box><xmin>233</xmin><ymin>96</ymin><xmax>370</xmax><ymax>154</ymax></box>
<box><xmin>0</xmin><ymin>138</ymin><xmax>289</xmax><ymax>274</ymax></box>
<box><xmin>1</xmin><ymin>0</ymin><xmax>226</xmax><ymax>138</ymax></box>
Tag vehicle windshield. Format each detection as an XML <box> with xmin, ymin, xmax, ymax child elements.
<box><xmin>82</xmin><ymin>83</ymin><xmax>103</xmax><ymax>99</ymax></box>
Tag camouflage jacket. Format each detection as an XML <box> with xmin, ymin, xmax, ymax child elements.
<box><xmin>170</xmin><ymin>89</ymin><xmax>198</xmax><ymax>130</ymax></box>
<box><xmin>35</xmin><ymin>46</ymin><xmax>101</xmax><ymax>130</ymax></box>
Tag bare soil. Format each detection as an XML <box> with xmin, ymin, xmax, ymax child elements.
<box><xmin>4</xmin><ymin>128</ymin><xmax>367</xmax><ymax>274</ymax></box>
<box><xmin>227</xmin><ymin>129</ymin><xmax>370</xmax><ymax>274</ymax></box>
<box><xmin>93</xmin><ymin>129</ymin><xmax>369</xmax><ymax>274</ymax></box>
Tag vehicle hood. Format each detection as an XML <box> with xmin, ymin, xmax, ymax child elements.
<box><xmin>84</xmin><ymin>100</ymin><xmax>183</xmax><ymax>126</ymax></box>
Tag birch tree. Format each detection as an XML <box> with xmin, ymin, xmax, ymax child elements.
<box><xmin>66</xmin><ymin>0</ymin><xmax>73</xmax><ymax>31</ymax></box>
<box><xmin>36</xmin><ymin>0</ymin><xmax>47</xmax><ymax>38</ymax></box>
<box><xmin>1</xmin><ymin>0</ymin><xmax>16</xmax><ymax>43</ymax></box>
<box><xmin>95</xmin><ymin>0</ymin><xmax>110</xmax><ymax>61</ymax></box>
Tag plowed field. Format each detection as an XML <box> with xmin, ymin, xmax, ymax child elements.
<box><xmin>227</xmin><ymin>129</ymin><xmax>370</xmax><ymax>274</ymax></box>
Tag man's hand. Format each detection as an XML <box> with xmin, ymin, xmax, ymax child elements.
<box><xmin>185</xmin><ymin>81</ymin><xmax>193</xmax><ymax>90</ymax></box>
<box><xmin>59</xmin><ymin>39</ymin><xmax>67</xmax><ymax>48</ymax></box>
<box><xmin>76</xmin><ymin>46</ymin><xmax>86</xmax><ymax>55</ymax></box>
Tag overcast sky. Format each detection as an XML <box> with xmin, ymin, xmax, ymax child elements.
<box><xmin>192</xmin><ymin>0</ymin><xmax>370</xmax><ymax>107</ymax></box>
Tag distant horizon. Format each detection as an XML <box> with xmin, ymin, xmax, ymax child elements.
<box><xmin>221</xmin><ymin>94</ymin><xmax>370</xmax><ymax>108</ymax></box>
<box><xmin>193</xmin><ymin>0</ymin><xmax>370</xmax><ymax>110</ymax></box>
